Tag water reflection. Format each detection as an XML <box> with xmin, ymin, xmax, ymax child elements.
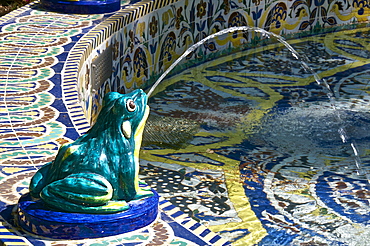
<box><xmin>143</xmin><ymin>28</ymin><xmax>370</xmax><ymax>245</ymax></box>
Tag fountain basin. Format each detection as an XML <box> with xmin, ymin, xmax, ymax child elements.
<box><xmin>40</xmin><ymin>0</ymin><xmax>121</xmax><ymax>14</ymax></box>
<box><xmin>17</xmin><ymin>190</ymin><xmax>159</xmax><ymax>240</ymax></box>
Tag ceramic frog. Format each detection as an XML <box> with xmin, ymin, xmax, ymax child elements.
<box><xmin>29</xmin><ymin>89</ymin><xmax>153</xmax><ymax>214</ymax></box>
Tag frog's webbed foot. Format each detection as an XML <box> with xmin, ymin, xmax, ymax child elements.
<box><xmin>134</xmin><ymin>180</ymin><xmax>154</xmax><ymax>199</ymax></box>
<box><xmin>40</xmin><ymin>173</ymin><xmax>129</xmax><ymax>214</ymax></box>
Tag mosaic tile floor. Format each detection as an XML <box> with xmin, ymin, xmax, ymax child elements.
<box><xmin>2</xmin><ymin>1</ymin><xmax>370</xmax><ymax>246</ymax></box>
<box><xmin>0</xmin><ymin>2</ymin><xmax>229</xmax><ymax>246</ymax></box>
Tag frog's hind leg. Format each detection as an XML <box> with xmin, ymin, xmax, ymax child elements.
<box><xmin>29</xmin><ymin>161</ymin><xmax>52</xmax><ymax>198</ymax></box>
<box><xmin>40</xmin><ymin>173</ymin><xmax>129</xmax><ymax>214</ymax></box>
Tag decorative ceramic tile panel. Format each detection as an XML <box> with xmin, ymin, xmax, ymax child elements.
<box><xmin>71</xmin><ymin>0</ymin><xmax>369</xmax><ymax>123</ymax></box>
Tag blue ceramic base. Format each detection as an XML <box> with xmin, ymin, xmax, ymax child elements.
<box><xmin>40</xmin><ymin>0</ymin><xmax>121</xmax><ymax>14</ymax></box>
<box><xmin>17</xmin><ymin>190</ymin><xmax>159</xmax><ymax>240</ymax></box>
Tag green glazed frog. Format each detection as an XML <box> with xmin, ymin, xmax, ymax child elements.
<box><xmin>29</xmin><ymin>89</ymin><xmax>153</xmax><ymax>214</ymax></box>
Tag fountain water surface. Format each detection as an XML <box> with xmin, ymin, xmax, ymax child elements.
<box><xmin>147</xmin><ymin>26</ymin><xmax>369</xmax><ymax>184</ymax></box>
<box><xmin>142</xmin><ymin>25</ymin><xmax>370</xmax><ymax>245</ymax></box>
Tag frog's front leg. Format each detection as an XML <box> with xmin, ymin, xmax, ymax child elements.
<box><xmin>40</xmin><ymin>173</ymin><xmax>129</xmax><ymax>214</ymax></box>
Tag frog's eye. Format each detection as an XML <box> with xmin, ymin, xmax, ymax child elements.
<box><xmin>126</xmin><ymin>99</ymin><xmax>136</xmax><ymax>112</ymax></box>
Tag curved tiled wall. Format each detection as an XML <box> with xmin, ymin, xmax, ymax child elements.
<box><xmin>68</xmin><ymin>0</ymin><xmax>368</xmax><ymax>124</ymax></box>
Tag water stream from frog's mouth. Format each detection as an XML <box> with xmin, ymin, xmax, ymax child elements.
<box><xmin>146</xmin><ymin>25</ymin><xmax>370</xmax><ymax>185</ymax></box>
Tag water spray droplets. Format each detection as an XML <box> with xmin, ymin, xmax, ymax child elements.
<box><xmin>260</xmin><ymin>31</ymin><xmax>271</xmax><ymax>39</ymax></box>
<box><xmin>338</xmin><ymin>127</ymin><xmax>348</xmax><ymax>143</ymax></box>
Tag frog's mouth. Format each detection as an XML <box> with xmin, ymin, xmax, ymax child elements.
<box><xmin>135</xmin><ymin>105</ymin><xmax>150</xmax><ymax>140</ymax></box>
